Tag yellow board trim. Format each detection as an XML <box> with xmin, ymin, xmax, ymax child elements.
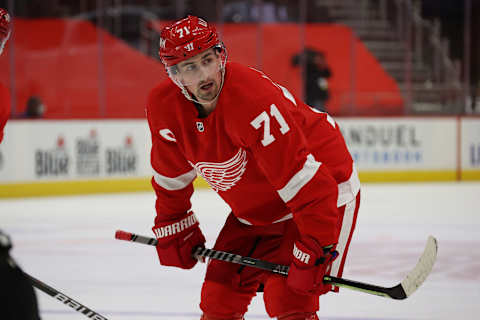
<box><xmin>193</xmin><ymin>177</ymin><xmax>210</xmax><ymax>189</ymax></box>
<box><xmin>0</xmin><ymin>170</ymin><xmax>478</xmax><ymax>198</ymax></box>
<box><xmin>0</xmin><ymin>177</ymin><xmax>211</xmax><ymax>198</ymax></box>
<box><xmin>0</xmin><ymin>178</ymin><xmax>152</xmax><ymax>198</ymax></box>
<box><xmin>358</xmin><ymin>170</ymin><xmax>458</xmax><ymax>182</ymax></box>
<box><xmin>461</xmin><ymin>170</ymin><xmax>480</xmax><ymax>181</ymax></box>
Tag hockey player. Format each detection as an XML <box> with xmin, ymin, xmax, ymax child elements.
<box><xmin>0</xmin><ymin>229</ymin><xmax>41</xmax><ymax>320</ymax></box>
<box><xmin>0</xmin><ymin>9</ymin><xmax>40</xmax><ymax>319</ymax></box>
<box><xmin>147</xmin><ymin>16</ymin><xmax>360</xmax><ymax>320</ymax></box>
<box><xmin>0</xmin><ymin>7</ymin><xmax>11</xmax><ymax>143</ymax></box>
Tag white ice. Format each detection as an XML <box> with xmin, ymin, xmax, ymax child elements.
<box><xmin>1</xmin><ymin>182</ymin><xmax>479</xmax><ymax>319</ymax></box>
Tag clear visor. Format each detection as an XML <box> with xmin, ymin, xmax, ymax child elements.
<box><xmin>166</xmin><ymin>45</ymin><xmax>227</xmax><ymax>88</ymax></box>
<box><xmin>0</xmin><ymin>30</ymin><xmax>10</xmax><ymax>54</ymax></box>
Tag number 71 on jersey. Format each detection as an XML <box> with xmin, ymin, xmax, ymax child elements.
<box><xmin>250</xmin><ymin>104</ymin><xmax>290</xmax><ymax>147</ymax></box>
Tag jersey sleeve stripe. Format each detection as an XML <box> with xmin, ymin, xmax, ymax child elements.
<box><xmin>277</xmin><ymin>154</ymin><xmax>321</xmax><ymax>203</ymax></box>
<box><xmin>330</xmin><ymin>194</ymin><xmax>358</xmax><ymax>277</ymax></box>
<box><xmin>337</xmin><ymin>164</ymin><xmax>360</xmax><ymax>207</ymax></box>
<box><xmin>153</xmin><ymin>168</ymin><xmax>197</xmax><ymax>191</ymax></box>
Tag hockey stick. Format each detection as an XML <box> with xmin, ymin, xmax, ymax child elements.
<box><xmin>25</xmin><ymin>273</ymin><xmax>108</xmax><ymax>320</ymax></box>
<box><xmin>115</xmin><ymin>230</ymin><xmax>437</xmax><ymax>300</ymax></box>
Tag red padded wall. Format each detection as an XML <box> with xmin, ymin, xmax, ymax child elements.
<box><xmin>220</xmin><ymin>23</ymin><xmax>403</xmax><ymax>115</ymax></box>
<box><xmin>0</xmin><ymin>19</ymin><xmax>403</xmax><ymax>119</ymax></box>
<box><xmin>0</xmin><ymin>18</ymin><xmax>166</xmax><ymax>119</ymax></box>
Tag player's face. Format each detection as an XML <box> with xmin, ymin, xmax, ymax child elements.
<box><xmin>175</xmin><ymin>49</ymin><xmax>222</xmax><ymax>102</ymax></box>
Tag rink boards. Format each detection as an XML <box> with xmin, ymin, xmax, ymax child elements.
<box><xmin>1</xmin><ymin>117</ymin><xmax>479</xmax><ymax>197</ymax></box>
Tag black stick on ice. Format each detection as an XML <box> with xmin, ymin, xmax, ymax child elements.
<box><xmin>115</xmin><ymin>230</ymin><xmax>438</xmax><ymax>300</ymax></box>
<box><xmin>26</xmin><ymin>273</ymin><xmax>108</xmax><ymax>319</ymax></box>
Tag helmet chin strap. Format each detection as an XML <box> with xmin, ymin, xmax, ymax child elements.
<box><xmin>0</xmin><ymin>30</ymin><xmax>10</xmax><ymax>55</ymax></box>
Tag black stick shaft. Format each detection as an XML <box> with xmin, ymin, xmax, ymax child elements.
<box><xmin>25</xmin><ymin>273</ymin><xmax>109</xmax><ymax>319</ymax></box>
<box><xmin>194</xmin><ymin>247</ymin><xmax>290</xmax><ymax>275</ymax></box>
<box><xmin>116</xmin><ymin>231</ymin><xmax>406</xmax><ymax>299</ymax></box>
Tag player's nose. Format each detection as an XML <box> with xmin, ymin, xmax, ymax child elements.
<box><xmin>198</xmin><ymin>65</ymin><xmax>211</xmax><ymax>80</ymax></box>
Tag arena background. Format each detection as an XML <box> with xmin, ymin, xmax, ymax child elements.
<box><xmin>1</xmin><ymin>2</ymin><xmax>480</xmax><ymax>320</ymax></box>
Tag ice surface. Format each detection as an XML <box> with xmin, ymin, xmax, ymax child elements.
<box><xmin>1</xmin><ymin>182</ymin><xmax>479</xmax><ymax>319</ymax></box>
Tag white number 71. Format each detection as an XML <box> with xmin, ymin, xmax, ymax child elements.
<box><xmin>250</xmin><ymin>104</ymin><xmax>290</xmax><ymax>146</ymax></box>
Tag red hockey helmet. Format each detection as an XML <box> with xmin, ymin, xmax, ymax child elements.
<box><xmin>159</xmin><ymin>15</ymin><xmax>221</xmax><ymax>67</ymax></box>
<box><xmin>0</xmin><ymin>8</ymin><xmax>11</xmax><ymax>54</ymax></box>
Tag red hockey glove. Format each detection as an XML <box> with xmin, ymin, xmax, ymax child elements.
<box><xmin>287</xmin><ymin>237</ymin><xmax>338</xmax><ymax>296</ymax></box>
<box><xmin>152</xmin><ymin>211</ymin><xmax>206</xmax><ymax>269</ymax></box>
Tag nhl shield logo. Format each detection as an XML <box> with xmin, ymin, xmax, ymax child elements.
<box><xmin>196</xmin><ymin>122</ymin><xmax>204</xmax><ymax>132</ymax></box>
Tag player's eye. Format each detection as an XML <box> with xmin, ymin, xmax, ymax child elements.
<box><xmin>203</xmin><ymin>58</ymin><xmax>213</xmax><ymax>65</ymax></box>
<box><xmin>184</xmin><ymin>64</ymin><xmax>197</xmax><ymax>72</ymax></box>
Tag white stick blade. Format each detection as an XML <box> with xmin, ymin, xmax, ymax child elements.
<box><xmin>400</xmin><ymin>236</ymin><xmax>438</xmax><ymax>297</ymax></box>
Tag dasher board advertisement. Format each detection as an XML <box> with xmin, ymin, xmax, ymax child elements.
<box><xmin>0</xmin><ymin>120</ymin><xmax>153</xmax><ymax>192</ymax></box>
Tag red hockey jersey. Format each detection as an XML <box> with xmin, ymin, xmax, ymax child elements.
<box><xmin>0</xmin><ymin>83</ymin><xmax>10</xmax><ymax>143</ymax></box>
<box><xmin>146</xmin><ymin>62</ymin><xmax>359</xmax><ymax>246</ymax></box>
